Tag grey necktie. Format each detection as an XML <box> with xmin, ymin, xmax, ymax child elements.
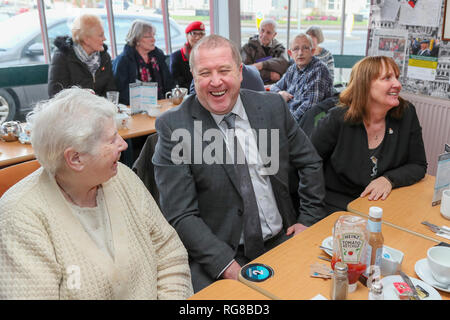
<box><xmin>222</xmin><ymin>113</ymin><xmax>265</xmax><ymax>260</ymax></box>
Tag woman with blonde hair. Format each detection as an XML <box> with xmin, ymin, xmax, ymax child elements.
<box><xmin>311</xmin><ymin>56</ymin><xmax>427</xmax><ymax>214</ymax></box>
<box><xmin>48</xmin><ymin>14</ymin><xmax>116</xmax><ymax>97</ymax></box>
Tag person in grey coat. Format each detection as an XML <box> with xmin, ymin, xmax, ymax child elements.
<box><xmin>153</xmin><ymin>35</ymin><xmax>326</xmax><ymax>293</ymax></box>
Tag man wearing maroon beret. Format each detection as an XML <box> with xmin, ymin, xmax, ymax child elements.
<box><xmin>169</xmin><ymin>21</ymin><xmax>206</xmax><ymax>90</ymax></box>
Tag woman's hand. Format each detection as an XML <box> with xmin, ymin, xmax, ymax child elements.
<box><xmin>360</xmin><ymin>176</ymin><xmax>393</xmax><ymax>201</ymax></box>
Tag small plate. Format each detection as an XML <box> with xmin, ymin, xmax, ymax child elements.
<box><xmin>381</xmin><ymin>275</ymin><xmax>441</xmax><ymax>300</ymax></box>
<box><xmin>415</xmin><ymin>258</ymin><xmax>450</xmax><ymax>293</ymax></box>
<box><xmin>321</xmin><ymin>236</ymin><xmax>333</xmax><ymax>256</ymax></box>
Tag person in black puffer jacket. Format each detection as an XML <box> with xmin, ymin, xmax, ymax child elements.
<box><xmin>112</xmin><ymin>19</ymin><xmax>174</xmax><ymax>104</ymax></box>
<box><xmin>48</xmin><ymin>14</ymin><xmax>116</xmax><ymax>98</ymax></box>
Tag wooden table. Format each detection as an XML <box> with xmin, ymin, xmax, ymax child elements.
<box><xmin>238</xmin><ymin>211</ymin><xmax>449</xmax><ymax>300</ymax></box>
<box><xmin>189</xmin><ymin>279</ymin><xmax>270</xmax><ymax>300</ymax></box>
<box><xmin>0</xmin><ymin>100</ymin><xmax>174</xmax><ymax>167</ymax></box>
<box><xmin>347</xmin><ymin>175</ymin><xmax>450</xmax><ymax>243</ymax></box>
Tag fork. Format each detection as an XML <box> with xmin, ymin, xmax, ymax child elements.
<box><xmin>422</xmin><ymin>221</ymin><xmax>450</xmax><ymax>235</ymax></box>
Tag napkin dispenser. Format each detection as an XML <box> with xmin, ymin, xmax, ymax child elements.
<box><xmin>381</xmin><ymin>245</ymin><xmax>404</xmax><ymax>276</ymax></box>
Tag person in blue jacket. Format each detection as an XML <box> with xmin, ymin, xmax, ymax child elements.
<box><xmin>112</xmin><ymin>19</ymin><xmax>174</xmax><ymax>104</ymax></box>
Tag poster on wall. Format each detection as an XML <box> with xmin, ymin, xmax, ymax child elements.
<box><xmin>369</xmin><ymin>29</ymin><xmax>408</xmax><ymax>76</ymax></box>
<box><xmin>444</xmin><ymin>0</ymin><xmax>450</xmax><ymax>40</ymax></box>
<box><xmin>407</xmin><ymin>37</ymin><xmax>440</xmax><ymax>81</ymax></box>
<box><xmin>398</xmin><ymin>0</ymin><xmax>442</xmax><ymax>27</ymax></box>
<box><xmin>377</xmin><ymin>0</ymin><xmax>401</xmax><ymax>22</ymax></box>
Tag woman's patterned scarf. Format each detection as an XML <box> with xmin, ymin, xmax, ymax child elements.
<box><xmin>73</xmin><ymin>42</ymin><xmax>101</xmax><ymax>77</ymax></box>
<box><xmin>135</xmin><ymin>48</ymin><xmax>164</xmax><ymax>99</ymax></box>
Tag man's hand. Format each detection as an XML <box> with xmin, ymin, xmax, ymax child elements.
<box><xmin>278</xmin><ymin>91</ymin><xmax>293</xmax><ymax>102</ymax></box>
<box><xmin>286</xmin><ymin>223</ymin><xmax>308</xmax><ymax>236</ymax></box>
<box><xmin>270</xmin><ymin>72</ymin><xmax>281</xmax><ymax>82</ymax></box>
<box><xmin>252</xmin><ymin>62</ymin><xmax>263</xmax><ymax>70</ymax></box>
<box><xmin>222</xmin><ymin>260</ymin><xmax>242</xmax><ymax>280</ymax></box>
<box><xmin>360</xmin><ymin>176</ymin><xmax>393</xmax><ymax>201</ymax></box>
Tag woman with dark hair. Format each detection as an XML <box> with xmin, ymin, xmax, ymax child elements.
<box><xmin>48</xmin><ymin>14</ymin><xmax>116</xmax><ymax>97</ymax></box>
<box><xmin>112</xmin><ymin>20</ymin><xmax>174</xmax><ymax>104</ymax></box>
<box><xmin>311</xmin><ymin>56</ymin><xmax>427</xmax><ymax>214</ymax></box>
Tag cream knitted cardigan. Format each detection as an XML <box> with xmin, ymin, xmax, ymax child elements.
<box><xmin>0</xmin><ymin>163</ymin><xmax>193</xmax><ymax>299</ymax></box>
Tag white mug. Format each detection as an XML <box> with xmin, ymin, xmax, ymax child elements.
<box><xmin>441</xmin><ymin>189</ymin><xmax>450</xmax><ymax>220</ymax></box>
<box><xmin>427</xmin><ymin>246</ymin><xmax>450</xmax><ymax>285</ymax></box>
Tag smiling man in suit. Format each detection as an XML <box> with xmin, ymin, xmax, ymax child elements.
<box><xmin>153</xmin><ymin>34</ymin><xmax>326</xmax><ymax>292</ymax></box>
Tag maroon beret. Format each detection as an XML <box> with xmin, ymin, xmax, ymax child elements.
<box><xmin>185</xmin><ymin>21</ymin><xmax>205</xmax><ymax>34</ymax></box>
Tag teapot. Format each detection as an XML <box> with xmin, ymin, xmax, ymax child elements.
<box><xmin>0</xmin><ymin>121</ymin><xmax>23</xmax><ymax>142</ymax></box>
<box><xmin>165</xmin><ymin>85</ymin><xmax>188</xmax><ymax>105</ymax></box>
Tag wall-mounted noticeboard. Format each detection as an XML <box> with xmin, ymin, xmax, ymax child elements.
<box><xmin>368</xmin><ymin>0</ymin><xmax>450</xmax><ymax>100</ymax></box>
<box><xmin>443</xmin><ymin>0</ymin><xmax>450</xmax><ymax>40</ymax></box>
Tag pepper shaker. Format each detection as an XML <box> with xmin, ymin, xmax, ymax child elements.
<box><xmin>330</xmin><ymin>262</ymin><xmax>348</xmax><ymax>300</ymax></box>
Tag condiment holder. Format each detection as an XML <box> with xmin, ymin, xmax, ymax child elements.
<box><xmin>381</xmin><ymin>245</ymin><xmax>404</xmax><ymax>276</ymax></box>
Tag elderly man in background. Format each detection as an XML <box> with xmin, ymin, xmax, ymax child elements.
<box><xmin>270</xmin><ymin>33</ymin><xmax>333</xmax><ymax>123</ymax></box>
<box><xmin>153</xmin><ymin>35</ymin><xmax>326</xmax><ymax>292</ymax></box>
<box><xmin>240</xmin><ymin>18</ymin><xmax>289</xmax><ymax>84</ymax></box>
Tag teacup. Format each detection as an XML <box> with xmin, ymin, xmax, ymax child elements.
<box><xmin>427</xmin><ymin>246</ymin><xmax>450</xmax><ymax>285</ymax></box>
<box><xmin>440</xmin><ymin>189</ymin><xmax>450</xmax><ymax>220</ymax></box>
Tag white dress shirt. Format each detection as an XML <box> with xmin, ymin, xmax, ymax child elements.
<box><xmin>210</xmin><ymin>95</ymin><xmax>283</xmax><ymax>243</ymax></box>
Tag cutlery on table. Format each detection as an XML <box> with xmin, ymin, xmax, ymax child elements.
<box><xmin>399</xmin><ymin>271</ymin><xmax>420</xmax><ymax>300</ymax></box>
<box><xmin>319</xmin><ymin>245</ymin><xmax>332</xmax><ymax>252</ymax></box>
<box><xmin>421</xmin><ymin>221</ymin><xmax>450</xmax><ymax>235</ymax></box>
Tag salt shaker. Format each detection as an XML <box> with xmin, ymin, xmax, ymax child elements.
<box><xmin>330</xmin><ymin>262</ymin><xmax>348</xmax><ymax>300</ymax></box>
<box><xmin>368</xmin><ymin>280</ymin><xmax>384</xmax><ymax>300</ymax></box>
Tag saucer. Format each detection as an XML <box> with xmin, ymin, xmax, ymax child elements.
<box><xmin>381</xmin><ymin>275</ymin><xmax>441</xmax><ymax>300</ymax></box>
<box><xmin>415</xmin><ymin>258</ymin><xmax>450</xmax><ymax>293</ymax></box>
<box><xmin>321</xmin><ymin>236</ymin><xmax>333</xmax><ymax>256</ymax></box>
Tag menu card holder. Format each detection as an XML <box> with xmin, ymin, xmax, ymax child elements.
<box><xmin>432</xmin><ymin>143</ymin><xmax>450</xmax><ymax>206</ymax></box>
<box><xmin>129</xmin><ymin>81</ymin><xmax>158</xmax><ymax>115</ymax></box>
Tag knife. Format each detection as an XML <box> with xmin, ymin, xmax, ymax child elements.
<box><xmin>399</xmin><ymin>271</ymin><xmax>420</xmax><ymax>300</ymax></box>
<box><xmin>422</xmin><ymin>221</ymin><xmax>450</xmax><ymax>235</ymax></box>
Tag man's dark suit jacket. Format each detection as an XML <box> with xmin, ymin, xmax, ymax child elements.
<box><xmin>153</xmin><ymin>89</ymin><xmax>326</xmax><ymax>287</ymax></box>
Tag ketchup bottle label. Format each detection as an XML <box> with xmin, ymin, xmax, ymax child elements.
<box><xmin>339</xmin><ymin>233</ymin><xmax>365</xmax><ymax>264</ymax></box>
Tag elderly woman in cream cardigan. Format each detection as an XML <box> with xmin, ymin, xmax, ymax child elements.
<box><xmin>0</xmin><ymin>88</ymin><xmax>193</xmax><ymax>299</ymax></box>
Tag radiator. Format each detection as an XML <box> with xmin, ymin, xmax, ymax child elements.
<box><xmin>401</xmin><ymin>92</ymin><xmax>450</xmax><ymax>176</ymax></box>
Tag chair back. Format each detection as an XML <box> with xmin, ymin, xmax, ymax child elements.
<box><xmin>0</xmin><ymin>160</ymin><xmax>41</xmax><ymax>197</ymax></box>
<box><xmin>132</xmin><ymin>133</ymin><xmax>160</xmax><ymax>208</ymax></box>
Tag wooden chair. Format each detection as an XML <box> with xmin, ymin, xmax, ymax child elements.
<box><xmin>0</xmin><ymin>160</ymin><xmax>41</xmax><ymax>197</ymax></box>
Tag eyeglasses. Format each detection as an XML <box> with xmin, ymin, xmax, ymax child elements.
<box><xmin>291</xmin><ymin>46</ymin><xmax>311</xmax><ymax>52</ymax></box>
<box><xmin>189</xmin><ymin>31</ymin><xmax>206</xmax><ymax>38</ymax></box>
